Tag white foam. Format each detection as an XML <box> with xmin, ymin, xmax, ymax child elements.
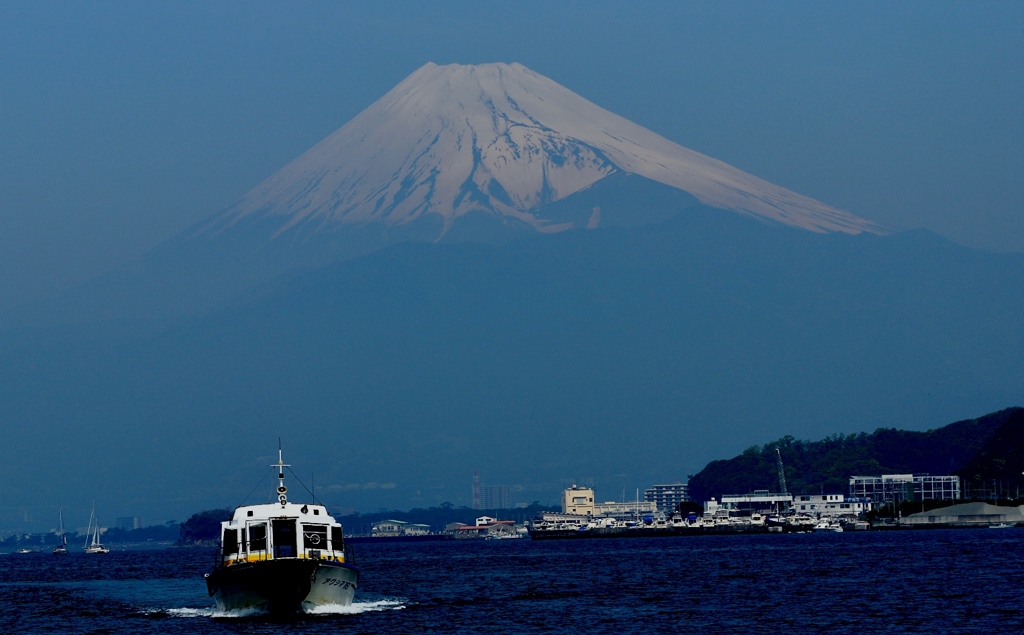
<box><xmin>151</xmin><ymin>598</ymin><xmax>404</xmax><ymax>618</ymax></box>
<box><xmin>157</xmin><ymin>606</ymin><xmax>264</xmax><ymax>619</ymax></box>
<box><xmin>304</xmin><ymin>599</ymin><xmax>406</xmax><ymax>614</ymax></box>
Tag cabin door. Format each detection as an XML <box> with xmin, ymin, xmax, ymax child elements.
<box><xmin>271</xmin><ymin>519</ymin><xmax>297</xmax><ymax>558</ymax></box>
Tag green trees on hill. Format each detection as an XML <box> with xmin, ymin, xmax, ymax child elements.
<box><xmin>178</xmin><ymin>509</ymin><xmax>231</xmax><ymax>545</ymax></box>
<box><xmin>688</xmin><ymin>407</ymin><xmax>1023</xmax><ymax>502</ymax></box>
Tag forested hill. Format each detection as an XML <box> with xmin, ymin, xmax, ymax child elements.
<box><xmin>688</xmin><ymin>407</ymin><xmax>1024</xmax><ymax>503</ymax></box>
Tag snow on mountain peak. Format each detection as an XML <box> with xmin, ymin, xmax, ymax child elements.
<box><xmin>201</xmin><ymin>62</ymin><xmax>883</xmax><ymax>239</ymax></box>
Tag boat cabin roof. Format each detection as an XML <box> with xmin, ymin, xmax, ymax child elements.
<box><xmin>226</xmin><ymin>502</ymin><xmax>338</xmax><ymax>526</ymax></box>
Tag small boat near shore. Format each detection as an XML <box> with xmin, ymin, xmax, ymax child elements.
<box><xmin>204</xmin><ymin>446</ymin><xmax>359</xmax><ymax>614</ymax></box>
<box><xmin>814</xmin><ymin>519</ymin><xmax>844</xmax><ymax>532</ymax></box>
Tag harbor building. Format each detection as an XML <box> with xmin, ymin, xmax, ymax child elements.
<box><xmin>791</xmin><ymin>494</ymin><xmax>872</xmax><ymax>518</ymax></box>
<box><xmin>848</xmin><ymin>474</ymin><xmax>960</xmax><ymax>504</ymax></box>
<box><xmin>445</xmin><ymin>516</ymin><xmax>519</xmax><ymax>538</ymax></box>
<box><xmin>561</xmin><ymin>485</ymin><xmax>657</xmax><ymax>517</ymax></box>
<box><xmin>594</xmin><ymin>500</ymin><xmax>657</xmax><ymax>518</ymax></box>
<box><xmin>562</xmin><ymin>485</ymin><xmax>596</xmax><ymax>515</ymax></box>
<box><xmin>370</xmin><ymin>519</ymin><xmax>431</xmax><ymax>537</ymax></box>
<box><xmin>644</xmin><ymin>483</ymin><xmax>689</xmax><ymax>512</ymax></box>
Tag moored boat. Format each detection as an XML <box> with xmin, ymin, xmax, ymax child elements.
<box><xmin>84</xmin><ymin>502</ymin><xmax>110</xmax><ymax>554</ymax></box>
<box><xmin>53</xmin><ymin>508</ymin><xmax>69</xmax><ymax>555</ymax></box>
<box><xmin>204</xmin><ymin>447</ymin><xmax>359</xmax><ymax>614</ymax></box>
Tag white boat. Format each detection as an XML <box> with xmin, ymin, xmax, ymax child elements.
<box><xmin>989</xmin><ymin>522</ymin><xmax>1012</xmax><ymax>529</ymax></box>
<box><xmin>84</xmin><ymin>502</ymin><xmax>110</xmax><ymax>554</ymax></box>
<box><xmin>204</xmin><ymin>446</ymin><xmax>359</xmax><ymax>614</ymax></box>
<box><xmin>814</xmin><ymin>519</ymin><xmax>844</xmax><ymax>532</ymax></box>
<box><xmin>53</xmin><ymin>508</ymin><xmax>69</xmax><ymax>555</ymax></box>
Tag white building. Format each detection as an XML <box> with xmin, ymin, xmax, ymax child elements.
<box><xmin>718</xmin><ymin>490</ymin><xmax>793</xmax><ymax>512</ymax></box>
<box><xmin>849</xmin><ymin>474</ymin><xmax>960</xmax><ymax>504</ymax></box>
<box><xmin>371</xmin><ymin>519</ymin><xmax>431</xmax><ymax>537</ymax></box>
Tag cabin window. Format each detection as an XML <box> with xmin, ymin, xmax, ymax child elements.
<box><xmin>272</xmin><ymin>519</ymin><xmax>297</xmax><ymax>558</ymax></box>
<box><xmin>303</xmin><ymin>524</ymin><xmax>328</xmax><ymax>550</ymax></box>
<box><xmin>223</xmin><ymin>528</ymin><xmax>239</xmax><ymax>555</ymax></box>
<box><xmin>248</xmin><ymin>523</ymin><xmax>267</xmax><ymax>551</ymax></box>
<box><xmin>331</xmin><ymin>525</ymin><xmax>343</xmax><ymax>549</ymax></box>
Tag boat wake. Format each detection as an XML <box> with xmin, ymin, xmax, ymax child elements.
<box><xmin>151</xmin><ymin>599</ymin><xmax>405</xmax><ymax>619</ymax></box>
<box><xmin>305</xmin><ymin>599</ymin><xmax>406</xmax><ymax>614</ymax></box>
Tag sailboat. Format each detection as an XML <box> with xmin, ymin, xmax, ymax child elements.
<box><xmin>84</xmin><ymin>502</ymin><xmax>110</xmax><ymax>554</ymax></box>
<box><xmin>53</xmin><ymin>508</ymin><xmax>69</xmax><ymax>554</ymax></box>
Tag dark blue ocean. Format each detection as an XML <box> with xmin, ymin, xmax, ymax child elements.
<box><xmin>2</xmin><ymin>529</ymin><xmax>1022</xmax><ymax>634</ymax></box>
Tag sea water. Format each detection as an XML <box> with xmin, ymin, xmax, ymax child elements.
<box><xmin>1</xmin><ymin>529</ymin><xmax>1022</xmax><ymax>634</ymax></box>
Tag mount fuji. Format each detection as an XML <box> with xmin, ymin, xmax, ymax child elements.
<box><xmin>197</xmin><ymin>62</ymin><xmax>882</xmax><ymax>241</ymax></box>
<box><xmin>4</xmin><ymin>62</ymin><xmax>889</xmax><ymax>327</ymax></box>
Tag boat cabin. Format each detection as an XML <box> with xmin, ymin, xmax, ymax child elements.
<box><xmin>219</xmin><ymin>502</ymin><xmax>347</xmax><ymax>567</ymax></box>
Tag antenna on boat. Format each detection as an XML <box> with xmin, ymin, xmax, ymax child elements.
<box><xmin>274</xmin><ymin>438</ymin><xmax>290</xmax><ymax>508</ymax></box>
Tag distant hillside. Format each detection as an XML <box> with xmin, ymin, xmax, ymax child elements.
<box><xmin>688</xmin><ymin>407</ymin><xmax>1024</xmax><ymax>502</ymax></box>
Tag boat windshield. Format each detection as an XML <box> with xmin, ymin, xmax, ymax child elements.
<box><xmin>248</xmin><ymin>523</ymin><xmax>267</xmax><ymax>551</ymax></box>
<box><xmin>272</xmin><ymin>519</ymin><xmax>297</xmax><ymax>558</ymax></box>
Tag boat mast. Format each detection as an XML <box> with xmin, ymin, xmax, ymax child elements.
<box><xmin>274</xmin><ymin>439</ymin><xmax>290</xmax><ymax>508</ymax></box>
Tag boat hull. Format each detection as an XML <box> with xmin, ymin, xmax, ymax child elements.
<box><xmin>206</xmin><ymin>558</ymin><xmax>359</xmax><ymax>614</ymax></box>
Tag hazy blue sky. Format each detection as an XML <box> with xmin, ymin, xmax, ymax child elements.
<box><xmin>1</xmin><ymin>1</ymin><xmax>1021</xmax><ymax>309</ymax></box>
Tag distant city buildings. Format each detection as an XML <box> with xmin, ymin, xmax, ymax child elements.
<box><xmin>481</xmin><ymin>485</ymin><xmax>512</xmax><ymax>510</ymax></box>
<box><xmin>472</xmin><ymin>471</ymin><xmax>514</xmax><ymax>509</ymax></box>
<box><xmin>115</xmin><ymin>517</ymin><xmax>142</xmax><ymax>531</ymax></box>
<box><xmin>849</xmin><ymin>474</ymin><xmax>960</xmax><ymax>504</ymax></box>
<box><xmin>644</xmin><ymin>483</ymin><xmax>690</xmax><ymax>512</ymax></box>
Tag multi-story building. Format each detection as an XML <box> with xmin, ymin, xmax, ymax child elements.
<box><xmin>643</xmin><ymin>483</ymin><xmax>689</xmax><ymax>512</ymax></box>
<box><xmin>481</xmin><ymin>485</ymin><xmax>512</xmax><ymax>510</ymax></box>
<box><xmin>849</xmin><ymin>474</ymin><xmax>960</xmax><ymax>503</ymax></box>
<box><xmin>115</xmin><ymin>517</ymin><xmax>142</xmax><ymax>531</ymax></box>
<box><xmin>562</xmin><ymin>485</ymin><xmax>596</xmax><ymax>515</ymax></box>
<box><xmin>560</xmin><ymin>485</ymin><xmax>656</xmax><ymax>517</ymax></box>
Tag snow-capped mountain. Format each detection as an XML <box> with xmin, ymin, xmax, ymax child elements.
<box><xmin>196</xmin><ymin>62</ymin><xmax>882</xmax><ymax>240</ymax></box>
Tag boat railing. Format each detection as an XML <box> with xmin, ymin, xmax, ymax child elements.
<box><xmin>344</xmin><ymin>543</ymin><xmax>356</xmax><ymax>566</ymax></box>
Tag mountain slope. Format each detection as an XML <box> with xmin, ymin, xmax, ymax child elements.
<box><xmin>2</xmin><ymin>210</ymin><xmax>1021</xmax><ymax>523</ymax></box>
